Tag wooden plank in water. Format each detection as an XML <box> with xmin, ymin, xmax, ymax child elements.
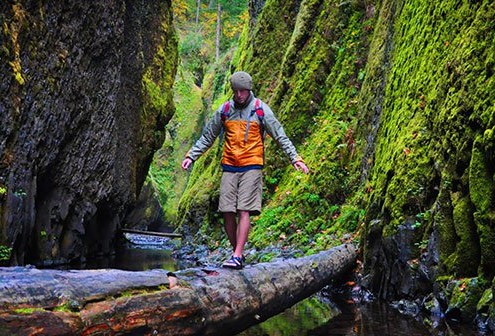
<box><xmin>121</xmin><ymin>228</ymin><xmax>181</xmax><ymax>238</ymax></box>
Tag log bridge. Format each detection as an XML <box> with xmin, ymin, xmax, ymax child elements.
<box><xmin>0</xmin><ymin>244</ymin><xmax>357</xmax><ymax>336</ymax></box>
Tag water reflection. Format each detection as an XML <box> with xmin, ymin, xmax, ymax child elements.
<box><xmin>238</xmin><ymin>293</ymin><xmax>478</xmax><ymax>336</ymax></box>
<box><xmin>238</xmin><ymin>298</ymin><xmax>420</xmax><ymax>336</ymax></box>
<box><xmin>313</xmin><ymin>300</ymin><xmax>431</xmax><ymax>336</ymax></box>
<box><xmin>82</xmin><ymin>233</ymin><xmax>178</xmax><ymax>271</ymax></box>
<box><xmin>84</xmin><ymin>246</ymin><xmax>177</xmax><ymax>271</ymax></box>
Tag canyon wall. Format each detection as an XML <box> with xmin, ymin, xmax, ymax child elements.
<box><xmin>0</xmin><ymin>0</ymin><xmax>178</xmax><ymax>265</ymax></box>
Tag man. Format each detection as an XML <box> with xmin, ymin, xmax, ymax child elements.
<box><xmin>181</xmin><ymin>71</ymin><xmax>309</xmax><ymax>269</ymax></box>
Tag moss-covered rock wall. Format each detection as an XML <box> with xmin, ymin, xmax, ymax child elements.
<box><xmin>178</xmin><ymin>0</ymin><xmax>495</xmax><ymax>326</ymax></box>
<box><xmin>359</xmin><ymin>0</ymin><xmax>495</xmax><ymax>297</ymax></box>
<box><xmin>0</xmin><ymin>0</ymin><xmax>178</xmax><ymax>265</ymax></box>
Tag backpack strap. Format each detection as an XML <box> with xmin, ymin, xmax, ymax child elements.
<box><xmin>253</xmin><ymin>98</ymin><xmax>264</xmax><ymax>119</ymax></box>
<box><xmin>221</xmin><ymin>101</ymin><xmax>231</xmax><ymax>121</ymax></box>
<box><xmin>244</xmin><ymin>98</ymin><xmax>264</xmax><ymax>142</ymax></box>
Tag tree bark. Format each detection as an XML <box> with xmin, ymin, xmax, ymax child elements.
<box><xmin>0</xmin><ymin>244</ymin><xmax>357</xmax><ymax>335</ymax></box>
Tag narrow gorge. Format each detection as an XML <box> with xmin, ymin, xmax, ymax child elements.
<box><xmin>1</xmin><ymin>0</ymin><xmax>494</xmax><ymax>333</ymax></box>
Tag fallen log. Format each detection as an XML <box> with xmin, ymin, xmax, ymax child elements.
<box><xmin>121</xmin><ymin>228</ymin><xmax>182</xmax><ymax>238</ymax></box>
<box><xmin>0</xmin><ymin>244</ymin><xmax>357</xmax><ymax>336</ymax></box>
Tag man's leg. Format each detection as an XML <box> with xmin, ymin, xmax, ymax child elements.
<box><xmin>223</xmin><ymin>212</ymin><xmax>237</xmax><ymax>250</ymax></box>
<box><xmin>234</xmin><ymin>210</ymin><xmax>250</xmax><ymax>257</ymax></box>
<box><xmin>222</xmin><ymin>211</ymin><xmax>245</xmax><ymax>269</ymax></box>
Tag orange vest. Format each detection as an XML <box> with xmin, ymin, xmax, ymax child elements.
<box><xmin>221</xmin><ymin>99</ymin><xmax>264</xmax><ymax>167</ymax></box>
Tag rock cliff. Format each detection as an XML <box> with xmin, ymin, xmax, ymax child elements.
<box><xmin>0</xmin><ymin>0</ymin><xmax>178</xmax><ymax>265</ymax></box>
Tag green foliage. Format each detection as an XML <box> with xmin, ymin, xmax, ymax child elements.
<box><xmin>334</xmin><ymin>204</ymin><xmax>365</xmax><ymax>232</ymax></box>
<box><xmin>173</xmin><ymin>0</ymin><xmax>248</xmax><ymax>66</ymax></box>
<box><xmin>258</xmin><ymin>251</ymin><xmax>278</xmax><ymax>263</ymax></box>
<box><xmin>13</xmin><ymin>307</ymin><xmax>45</xmax><ymax>315</ymax></box>
<box><xmin>179</xmin><ymin>31</ymin><xmax>205</xmax><ymax>66</ymax></box>
<box><xmin>0</xmin><ymin>245</ymin><xmax>12</xmax><ymax>262</ymax></box>
<box><xmin>148</xmin><ymin>67</ymin><xmax>205</xmax><ymax>224</ymax></box>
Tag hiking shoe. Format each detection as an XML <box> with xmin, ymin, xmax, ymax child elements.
<box><xmin>222</xmin><ymin>256</ymin><xmax>243</xmax><ymax>269</ymax></box>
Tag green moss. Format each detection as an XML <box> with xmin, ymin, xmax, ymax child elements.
<box><xmin>358</xmin><ymin>0</ymin><xmax>495</xmax><ymax>282</ymax></box>
<box><xmin>445</xmin><ymin>192</ymin><xmax>480</xmax><ymax>276</ymax></box>
<box><xmin>474</xmin><ymin>211</ymin><xmax>495</xmax><ymax>277</ymax></box>
<box><xmin>448</xmin><ymin>277</ymin><xmax>486</xmax><ymax>321</ymax></box>
<box><xmin>13</xmin><ymin>307</ymin><xmax>45</xmax><ymax>314</ymax></box>
<box><xmin>469</xmin><ymin>136</ymin><xmax>494</xmax><ymax>212</ymax></box>
<box><xmin>433</xmin><ymin>179</ymin><xmax>455</xmax><ymax>265</ymax></box>
<box><xmin>3</xmin><ymin>4</ymin><xmax>27</xmax><ymax>86</ymax></box>
<box><xmin>233</xmin><ymin>0</ymin><xmax>301</xmax><ymax>95</ymax></box>
<box><xmin>137</xmin><ymin>8</ymin><xmax>178</xmax><ymax>184</ymax></box>
<box><xmin>52</xmin><ymin>300</ymin><xmax>82</xmax><ymax>313</ymax></box>
<box><xmin>0</xmin><ymin>245</ymin><xmax>12</xmax><ymax>262</ymax></box>
<box><xmin>142</xmin><ymin>71</ymin><xmax>169</xmax><ymax>114</ymax></box>
<box><xmin>477</xmin><ymin>288</ymin><xmax>493</xmax><ymax>312</ymax></box>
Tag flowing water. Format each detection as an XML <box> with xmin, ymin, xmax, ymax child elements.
<box><xmin>84</xmin><ymin>234</ymin><xmax>477</xmax><ymax>336</ymax></box>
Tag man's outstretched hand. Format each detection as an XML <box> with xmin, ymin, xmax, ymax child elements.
<box><xmin>293</xmin><ymin>161</ymin><xmax>309</xmax><ymax>173</ymax></box>
<box><xmin>181</xmin><ymin>157</ymin><xmax>193</xmax><ymax>170</ymax></box>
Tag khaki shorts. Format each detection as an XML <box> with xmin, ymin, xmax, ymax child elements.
<box><xmin>218</xmin><ymin>169</ymin><xmax>263</xmax><ymax>215</ymax></box>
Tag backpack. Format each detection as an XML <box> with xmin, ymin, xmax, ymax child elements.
<box><xmin>220</xmin><ymin>98</ymin><xmax>265</xmax><ymax>143</ymax></box>
<box><xmin>220</xmin><ymin>98</ymin><xmax>264</xmax><ymax>121</ymax></box>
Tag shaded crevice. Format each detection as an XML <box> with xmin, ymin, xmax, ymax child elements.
<box><xmin>359</xmin><ymin>0</ymin><xmax>402</xmax><ymax>184</ymax></box>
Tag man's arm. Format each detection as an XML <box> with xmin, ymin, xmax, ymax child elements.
<box><xmin>181</xmin><ymin>109</ymin><xmax>223</xmax><ymax>170</ymax></box>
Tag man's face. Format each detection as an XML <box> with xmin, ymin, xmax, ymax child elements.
<box><xmin>233</xmin><ymin>89</ymin><xmax>250</xmax><ymax>105</ymax></box>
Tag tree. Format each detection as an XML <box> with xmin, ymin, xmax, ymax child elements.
<box><xmin>216</xmin><ymin>1</ymin><xmax>221</xmax><ymax>61</ymax></box>
<box><xmin>195</xmin><ymin>0</ymin><xmax>201</xmax><ymax>24</ymax></box>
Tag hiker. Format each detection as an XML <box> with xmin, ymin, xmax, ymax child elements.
<box><xmin>181</xmin><ymin>71</ymin><xmax>309</xmax><ymax>269</ymax></box>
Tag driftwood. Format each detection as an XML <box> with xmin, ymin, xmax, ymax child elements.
<box><xmin>0</xmin><ymin>244</ymin><xmax>357</xmax><ymax>336</ymax></box>
<box><xmin>121</xmin><ymin>228</ymin><xmax>182</xmax><ymax>239</ymax></box>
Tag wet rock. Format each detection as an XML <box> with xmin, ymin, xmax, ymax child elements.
<box><xmin>392</xmin><ymin>299</ymin><xmax>420</xmax><ymax>317</ymax></box>
<box><xmin>362</xmin><ymin>219</ymin><xmax>433</xmax><ymax>300</ymax></box>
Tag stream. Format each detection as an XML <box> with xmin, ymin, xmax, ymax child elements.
<box><xmin>79</xmin><ymin>233</ymin><xmax>477</xmax><ymax>336</ymax></box>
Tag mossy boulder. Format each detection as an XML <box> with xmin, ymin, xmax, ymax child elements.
<box><xmin>444</xmin><ymin>277</ymin><xmax>487</xmax><ymax>322</ymax></box>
